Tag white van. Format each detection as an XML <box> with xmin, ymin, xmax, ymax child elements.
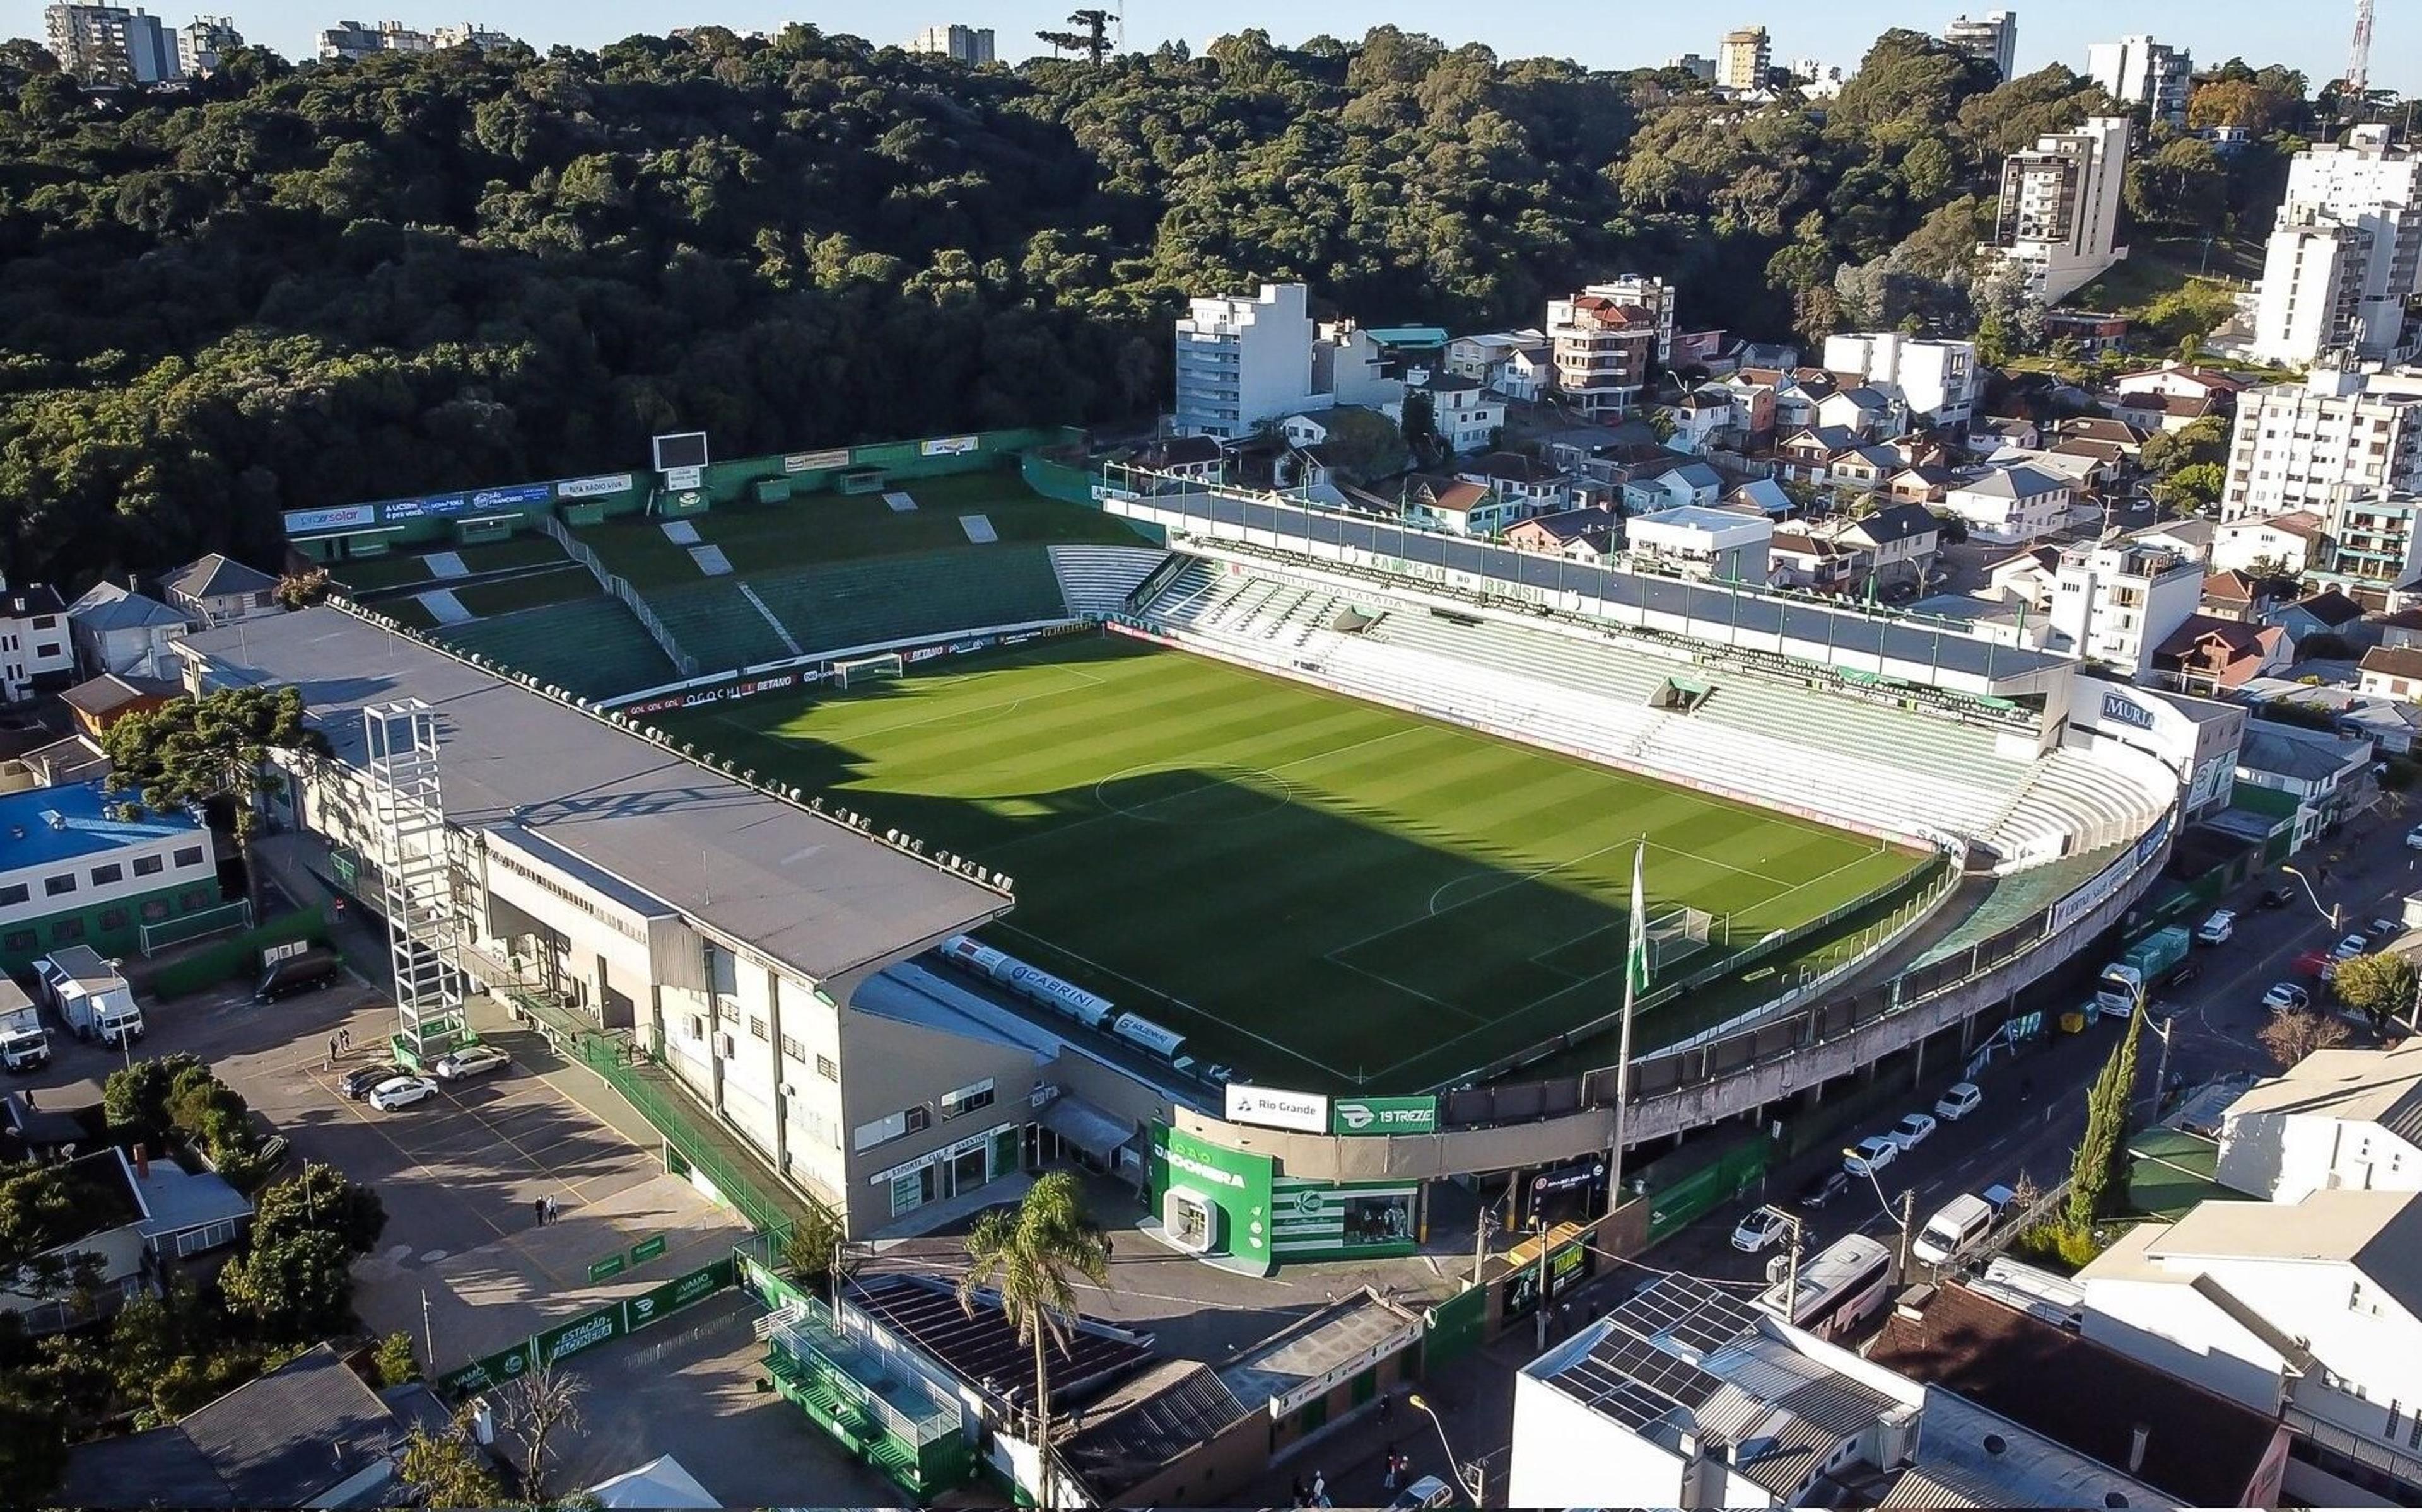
<box><xmin>1914</xmin><ymin>1192</ymin><xmax>2000</xmax><ymax>1266</ymax></box>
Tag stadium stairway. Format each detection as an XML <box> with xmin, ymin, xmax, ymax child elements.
<box><xmin>1049</xmin><ymin>544</ymin><xmax>1169</xmax><ymax>617</ymax></box>
<box><xmin>1137</xmin><ymin>555</ymin><xmax>2170</xmax><ymax>868</ymax></box>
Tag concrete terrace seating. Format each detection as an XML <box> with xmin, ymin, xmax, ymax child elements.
<box><xmin>440</xmin><ymin>596</ymin><xmax>677</xmax><ymax>701</ymax></box>
<box><xmin>646</xmin><ymin>580</ymin><xmax>796</xmax><ymax>673</ymax></box>
<box><xmin>1138</xmin><ymin>555</ymin><xmax>2168</xmax><ymax>868</ymax></box>
<box><xmin>747</xmin><ymin>546</ymin><xmax>1068</xmax><ymax>656</ymax></box>
<box><xmin>1049</xmin><ymin>544</ymin><xmax>1169</xmax><ymax>616</ymax></box>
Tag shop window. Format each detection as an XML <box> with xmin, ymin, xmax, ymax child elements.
<box><xmin>0</xmin><ymin>884</ymin><xmax>25</xmax><ymax>905</ymax></box>
<box><xmin>173</xmin><ymin>846</ymin><xmax>205</xmax><ymax>868</ymax></box>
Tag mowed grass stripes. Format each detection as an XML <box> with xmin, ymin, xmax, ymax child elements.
<box><xmin>657</xmin><ymin>636</ymin><xmax>1928</xmax><ymax>1092</ymax></box>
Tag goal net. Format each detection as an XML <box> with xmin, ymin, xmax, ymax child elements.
<box><xmin>832</xmin><ymin>652</ymin><xmax>904</xmax><ymax>689</ymax></box>
<box><xmin>1644</xmin><ymin>905</ymin><xmax>1715</xmax><ymax>974</ymax></box>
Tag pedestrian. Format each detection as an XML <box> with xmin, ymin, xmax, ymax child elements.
<box><xmin>1311</xmin><ymin>1469</ymin><xmax>1326</xmax><ymax>1505</ymax></box>
<box><xmin>325</xmin><ymin>1037</ymin><xmax>336</xmax><ymax>1070</ymax></box>
<box><xmin>534</xmin><ymin>1195</ymin><xmax>546</xmax><ymax>1224</ymax></box>
<box><xmin>1383</xmin><ymin>1443</ymin><xmax>1400</xmax><ymax>1492</ymax></box>
<box><xmin>546</xmin><ymin>1194</ymin><xmax>559</xmax><ymax>1225</ymax></box>
<box><xmin>1290</xmin><ymin>1476</ymin><xmax>1307</xmax><ymax>1508</ymax></box>
<box><xmin>340</xmin><ymin>1026</ymin><xmax>351</xmax><ymax>1052</ymax></box>
<box><xmin>1378</xmin><ymin>1392</ymin><xmax>1392</xmax><ymax>1427</ymax></box>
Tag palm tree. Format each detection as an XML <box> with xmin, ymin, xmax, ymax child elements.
<box><xmin>958</xmin><ymin>1172</ymin><xmax>1111</xmax><ymax>1511</ymax></box>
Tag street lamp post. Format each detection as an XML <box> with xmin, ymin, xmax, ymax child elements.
<box><xmin>1843</xmin><ymin>1149</ymin><xmax>1917</xmax><ymax>1279</ymax></box>
<box><xmin>2279</xmin><ymin>865</ymin><xmax>2343</xmax><ymax>934</ymax></box>
<box><xmin>1406</xmin><ymin>1392</ymin><xmax>1484</xmax><ymax>1506</ymax></box>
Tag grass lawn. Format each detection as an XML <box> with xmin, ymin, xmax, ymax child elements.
<box><xmin>2072</xmin><ymin>232</ymin><xmax>2264</xmax><ymax>311</ymax></box>
<box><xmin>655</xmin><ymin>636</ymin><xmax>1929</xmax><ymax>1093</ymax></box>
<box><xmin>452</xmin><ymin>567</ymin><xmax>598</xmax><ymax>618</ymax></box>
<box><xmin>578</xmin><ymin>471</ymin><xmax>1147</xmax><ymax>590</ymax></box>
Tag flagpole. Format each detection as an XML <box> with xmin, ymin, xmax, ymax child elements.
<box><xmin>1606</xmin><ymin>841</ymin><xmax>1646</xmax><ymax>1221</ymax></box>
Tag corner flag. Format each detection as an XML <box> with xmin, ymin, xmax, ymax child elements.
<box><xmin>1625</xmin><ymin>842</ymin><xmax>1651</xmax><ymax>1001</ymax></box>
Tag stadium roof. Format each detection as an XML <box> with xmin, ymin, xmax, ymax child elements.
<box><xmin>183</xmin><ymin>608</ymin><xmax>1004</xmax><ymax>985</ymax></box>
<box><xmin>1114</xmin><ymin>489</ymin><xmax>2068</xmax><ymax>685</ymax></box>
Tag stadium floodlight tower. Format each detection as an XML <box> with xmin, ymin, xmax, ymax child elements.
<box><xmin>363</xmin><ymin>700</ymin><xmax>469</xmax><ymax>1066</ymax></box>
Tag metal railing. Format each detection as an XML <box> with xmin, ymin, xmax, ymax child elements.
<box><xmin>536</xmin><ymin>514</ymin><xmax>699</xmax><ymax>678</ymax></box>
<box><xmin>771</xmin><ymin>1301</ymin><xmax>961</xmax><ymax>1448</ymax></box>
<box><xmin>2286</xmin><ymin>1405</ymin><xmax>2422</xmax><ymax>1492</ymax></box>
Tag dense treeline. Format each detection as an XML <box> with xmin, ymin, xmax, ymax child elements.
<box><xmin>0</xmin><ymin>24</ymin><xmax>2307</xmax><ymax>589</ymax></box>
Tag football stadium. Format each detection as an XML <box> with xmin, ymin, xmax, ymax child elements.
<box><xmin>243</xmin><ymin>428</ymin><xmax>2187</xmax><ymax>1267</ymax></box>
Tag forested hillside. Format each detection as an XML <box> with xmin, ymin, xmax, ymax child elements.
<box><xmin>0</xmin><ymin>25</ymin><xmax>2305</xmax><ymax>588</ymax></box>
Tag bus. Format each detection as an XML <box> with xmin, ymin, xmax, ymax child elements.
<box><xmin>1754</xmin><ymin>1234</ymin><xmax>1893</xmax><ymax>1342</ymax></box>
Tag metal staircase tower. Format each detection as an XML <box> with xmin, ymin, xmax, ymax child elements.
<box><xmin>364</xmin><ymin>701</ymin><xmax>468</xmax><ymax>1065</ymax></box>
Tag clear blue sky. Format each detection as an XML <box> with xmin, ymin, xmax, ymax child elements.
<box><xmin>81</xmin><ymin>0</ymin><xmax>2414</xmax><ymax>95</ymax></box>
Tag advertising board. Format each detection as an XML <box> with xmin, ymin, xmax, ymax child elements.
<box><xmin>283</xmin><ymin>504</ymin><xmax>378</xmax><ymax>535</ymax></box>
<box><xmin>556</xmin><ymin>473</ymin><xmax>635</xmax><ymax>499</ymax></box>
<box><xmin>785</xmin><ymin>448</ymin><xmax>852</xmax><ymax>473</ymax></box>
<box><xmin>921</xmin><ymin>435</ymin><xmax>980</xmax><ymax>457</ymax></box>
<box><xmin>1224</xmin><ymin>1083</ymin><xmax>1328</xmax><ymax>1133</ymax></box>
<box><xmin>1330</xmin><ymin>1096</ymin><xmax>1437</xmax><ymax>1136</ymax></box>
<box><xmin>1153</xmin><ymin>1124</ymin><xmax>1275</xmax><ymax>1272</ymax></box>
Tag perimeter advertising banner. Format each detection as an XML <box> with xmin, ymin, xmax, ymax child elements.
<box><xmin>1330</xmin><ymin>1095</ymin><xmax>1438</xmax><ymax>1136</ymax></box>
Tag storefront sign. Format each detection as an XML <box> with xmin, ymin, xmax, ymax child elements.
<box><xmin>1531</xmin><ymin>1160</ymin><xmax>1606</xmax><ymax>1194</ymax></box>
<box><xmin>631</xmin><ymin>1233</ymin><xmax>667</xmax><ymax>1264</ymax></box>
<box><xmin>1330</xmin><ymin>1096</ymin><xmax>1437</xmax><ymax>1136</ymax></box>
<box><xmin>865</xmin><ymin>1121</ymin><xmax>1015</xmax><ymax>1187</ymax></box>
<box><xmin>283</xmin><ymin>504</ymin><xmax>378</xmax><ymax>534</ymax></box>
<box><xmin>785</xmin><ymin>448</ymin><xmax>852</xmax><ymax>473</ymax></box>
<box><xmin>921</xmin><ymin>435</ymin><xmax>980</xmax><ymax>457</ymax></box>
<box><xmin>556</xmin><ymin>473</ymin><xmax>635</xmax><ymax>499</ymax></box>
<box><xmin>1152</xmin><ymin>1124</ymin><xmax>1275</xmax><ymax>1272</ymax></box>
<box><xmin>470</xmin><ymin>482</ymin><xmax>553</xmax><ymax>510</ymax></box>
<box><xmin>1225</xmin><ymin>1083</ymin><xmax>1329</xmax><ymax>1133</ymax></box>
<box><xmin>665</xmin><ymin>465</ymin><xmax>704</xmax><ymax>491</ymax></box>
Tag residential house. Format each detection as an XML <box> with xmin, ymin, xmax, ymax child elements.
<box><xmin>57</xmin><ymin>1343</ymin><xmax>444</xmax><ymax>1508</ymax></box>
<box><xmin>1504</xmin><ymin>506</ymin><xmax>1619</xmax><ymax>564</ymax></box>
<box><xmin>1971</xmin><ymin>415</ymin><xmax>2042</xmax><ymax>453</ymax></box>
<box><xmin>1881</xmin><ymin>465</ymin><xmax>1955</xmax><ymax>506</ymax></box>
<box><xmin>2113</xmin><ymin>361</ymin><xmax>2246</xmax><ymax>409</ymax></box>
<box><xmin>2109</xmin><ymin>388</ymin><xmax>2221</xmax><ymax>435</ymax></box>
<box><xmin>2384</xmin><ymin>605</ymin><xmax>2422</xmax><ymax>648</ymax></box>
<box><xmin>1444</xmin><ymin>329</ymin><xmax>1551</xmax><ymax>401</ymax></box>
<box><xmin>1456</xmin><ymin>452</ymin><xmax>1569</xmax><ymax>512</ymax></box>
<box><xmin>2218</xmin><ymin>1040</ymin><xmax>2422</xmax><ymax>1202</ymax></box>
<box><xmin>1386</xmin><ymin>372</ymin><xmax>1504</xmax><ymax>455</ymax></box>
<box><xmin>1812</xmin><ymin>384</ymin><xmax>1905</xmax><ymax>439</ymax></box>
<box><xmin>1659</xmin><ymin>387</ymin><xmax>1736</xmax><ymax>453</ymax></box>
<box><xmin>1725</xmin><ymin>339</ymin><xmax>1800</xmax><ymax>371</ymax></box>
<box><xmin>2127</xmin><ymin>516</ymin><xmax>2213</xmax><ymax>564</ymax></box>
<box><xmin>1941</xmin><ymin>465</ymin><xmax>2074</xmax><ymax>544</ymax></box>
<box><xmin>0</xmin><ymin>1143</ymin><xmax>250</xmax><ymax>1336</ymax></box>
<box><xmin>2361</xmin><ymin>645</ymin><xmax>2422</xmax><ymax>702</ymax></box>
<box><xmin>2046</xmin><ymin>539</ymin><xmax>2205</xmax><ymax>679</ymax></box>
<box><xmin>1724</xmin><ymin>478</ymin><xmax>1795</xmax><ymax>518</ymax></box>
<box><xmin>157</xmin><ymin>555</ymin><xmax>278</xmax><ymax>629</ymax></box>
<box><xmin>2232</xmin><ymin>721</ymin><xmax>2373</xmax><ymax>850</ymax></box>
<box><xmin>1772</xmin><ymin>425</ymin><xmax>1859</xmax><ymax>485</ymax></box>
<box><xmin>2267</xmin><ymin>588</ymin><xmax>2366</xmax><ymax>648</ymax></box>
<box><xmin>0</xmin><ymin>580</ymin><xmax>74</xmax><ymax>704</ymax></box>
<box><xmin>1818</xmin><ymin>504</ymin><xmax>1940</xmax><ymax>590</ymax></box>
<box><xmin>2235</xmin><ymin>676</ymin><xmax>2422</xmax><ymax>756</ymax></box>
<box><xmin>2212</xmin><ymin>509</ymin><xmax>2327</xmax><ymax>578</ymax></box>
<box><xmin>2041</xmin><ymin>308</ymin><xmax>2130</xmax><ymax>352</ymax></box>
<box><xmin>1730</xmin><ymin>368</ymin><xmax>1833</xmax><ymax>433</ymax></box>
<box><xmin>1620</xmin><ymin>457</ymin><xmax>1725</xmax><ymax>515</ymax></box>
<box><xmin>1987</xmin><ymin>545</ymin><xmax>2063</xmax><ymax>608</ymax></box>
<box><xmin>1825</xmin><ymin>443</ymin><xmax>1905</xmax><ymax>496</ymax></box>
<box><xmin>1765</xmin><ymin>527</ymin><xmax>1859</xmax><ymax>592</ymax></box>
<box><xmin>1904</xmin><ymin>593</ymin><xmax>2047</xmax><ymax>646</ymax></box>
<box><xmin>66</xmin><ymin>581</ymin><xmax>186</xmax><ymax>680</ymax></box>
<box><xmin>1398</xmin><ymin>474</ymin><xmax>1518</xmax><ymax>537</ymax></box>
<box><xmin>2153</xmin><ymin>614</ymin><xmax>2292</xmax><ymax>692</ymax></box>
<box><xmin>1543</xmin><ymin>292</ymin><xmax>1659</xmax><ymax>416</ymax></box>
<box><xmin>2077</xmin><ymin>1189</ymin><xmax>2422</xmax><ymax>1505</ymax></box>
<box><xmin>1134</xmin><ymin>434</ymin><xmax>1227</xmax><ymax>483</ymax></box>
<box><xmin>1623</xmin><ymin>506</ymin><xmax>1771</xmax><ymax>583</ymax></box>
<box><xmin>1871</xmin><ymin>1278</ymin><xmax>2291</xmax><ymax>1512</ymax></box>
<box><xmin>1820</xmin><ymin>332</ymin><xmax>1978</xmax><ymax>429</ymax></box>
<box><xmin>2200</xmin><ymin>569</ymin><xmax>2290</xmax><ymax>624</ymax></box>
<box><xmin>59</xmin><ymin>673</ymin><xmax>177</xmax><ymax>743</ymax></box>
<box><xmin>2055</xmin><ymin>415</ymin><xmax>2148</xmax><ymax>464</ymax></box>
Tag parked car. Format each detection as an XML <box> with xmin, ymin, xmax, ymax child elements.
<box><xmin>255</xmin><ymin>947</ymin><xmax>344</xmax><ymax>1003</ymax></box>
<box><xmin>2259</xmin><ymin>884</ymin><xmax>2295</xmax><ymax>909</ymax></box>
<box><xmin>2295</xmin><ymin>950</ymin><xmax>2333</xmax><ymax>977</ymax></box>
<box><xmin>368</xmin><ymin>1075</ymin><xmax>439</xmax><ymax>1112</ymax></box>
<box><xmin>2368</xmin><ymin>917</ymin><xmax>2400</xmax><ymax>942</ymax></box>
<box><xmin>432</xmin><ymin>1044</ymin><xmax>510</xmax><ymax>1081</ymax></box>
<box><xmin>2195</xmin><ymin>910</ymin><xmax>2235</xmax><ymax>946</ymax></box>
<box><xmin>1888</xmin><ymin>1112</ymin><xmax>1938</xmax><ymax>1151</ymax></box>
<box><xmin>1844</xmin><ymin>1136</ymin><xmax>1899</xmax><ymax>1176</ymax></box>
<box><xmin>2334</xmin><ymin>934</ymin><xmax>2371</xmax><ymax>962</ymax></box>
<box><xmin>1933</xmin><ymin>1082</ymin><xmax>1984</xmax><ymax>1122</ymax></box>
<box><xmin>2262</xmin><ymin>982</ymin><xmax>2310</xmax><ymax>1012</ymax></box>
<box><xmin>1731</xmin><ymin>1206</ymin><xmax>1792</xmax><ymax>1253</ymax></box>
<box><xmin>2406</xmin><ymin>825</ymin><xmax>2422</xmax><ymax>851</ymax></box>
<box><xmin>339</xmin><ymin>1062</ymin><xmax>406</xmax><ymax>1100</ymax></box>
<box><xmin>1795</xmin><ymin>1169</ymin><xmax>1851</xmax><ymax>1211</ymax></box>
<box><xmin>1390</xmin><ymin>1476</ymin><xmax>1456</xmax><ymax>1510</ymax></box>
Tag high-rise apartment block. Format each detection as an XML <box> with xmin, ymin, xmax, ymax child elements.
<box><xmin>1943</xmin><ymin>10</ymin><xmax>2018</xmax><ymax>82</ymax></box>
<box><xmin>909</xmin><ymin>24</ymin><xmax>996</xmax><ymax>66</ymax></box>
<box><xmin>2249</xmin><ymin>126</ymin><xmax>2422</xmax><ymax>368</ymax></box>
<box><xmin>2086</xmin><ymin>35</ymin><xmax>2192</xmax><ymax>125</ymax></box>
<box><xmin>1173</xmin><ymin>283</ymin><xmax>1318</xmax><ymax>439</ymax></box>
<box><xmin>2048</xmin><ymin>539</ymin><xmax>2204</xmax><ymax>679</ymax></box>
<box><xmin>176</xmin><ymin>15</ymin><xmax>240</xmax><ymax>73</ymax></box>
<box><xmin>2220</xmin><ymin>366</ymin><xmax>2422</xmax><ymax>523</ymax></box>
<box><xmin>318</xmin><ymin>19</ymin><xmax>435</xmax><ymax>59</ymax></box>
<box><xmin>45</xmin><ymin>3</ymin><xmax>178</xmax><ymax>83</ymax></box>
<box><xmin>1716</xmin><ymin>26</ymin><xmax>1770</xmax><ymax>92</ymax></box>
<box><xmin>431</xmin><ymin>21</ymin><xmax>514</xmax><ymax>49</ymax></box>
<box><xmin>1986</xmin><ymin>115</ymin><xmax>2131</xmax><ymax>303</ymax></box>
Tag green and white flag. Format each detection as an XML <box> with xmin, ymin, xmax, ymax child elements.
<box><xmin>1626</xmin><ymin>842</ymin><xmax>1651</xmax><ymax>1001</ymax></box>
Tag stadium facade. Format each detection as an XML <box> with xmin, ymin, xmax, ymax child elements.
<box><xmin>218</xmin><ymin>436</ymin><xmax>2221</xmax><ymax>1269</ymax></box>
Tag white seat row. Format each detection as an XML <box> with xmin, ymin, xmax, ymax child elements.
<box><xmin>1049</xmin><ymin>545</ymin><xmax>1169</xmax><ymax>616</ymax></box>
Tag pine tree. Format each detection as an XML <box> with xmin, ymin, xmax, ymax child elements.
<box><xmin>2066</xmin><ymin>1003</ymin><xmax>2145</xmax><ymax>1228</ymax></box>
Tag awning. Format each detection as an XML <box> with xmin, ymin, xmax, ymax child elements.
<box><xmin>1042</xmin><ymin>1093</ymin><xmax>1137</xmax><ymax>1162</ymax></box>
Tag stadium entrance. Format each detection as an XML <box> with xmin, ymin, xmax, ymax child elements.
<box><xmin>1146</xmin><ymin>1124</ymin><xmax>1421</xmax><ymax>1276</ymax></box>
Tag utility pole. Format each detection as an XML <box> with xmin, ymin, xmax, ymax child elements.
<box><xmin>421</xmin><ymin>1289</ymin><xmax>436</xmax><ymax>1380</ymax></box>
<box><xmin>1533</xmin><ymin>1213</ymin><xmax>1553</xmax><ymax>1351</ymax></box>
<box><xmin>1782</xmin><ymin>1216</ymin><xmax>1804</xmax><ymax>1323</ymax></box>
<box><xmin>1896</xmin><ymin>1189</ymin><xmax>1917</xmax><ymax>1280</ymax></box>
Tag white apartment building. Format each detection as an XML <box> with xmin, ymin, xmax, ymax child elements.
<box><xmin>1173</xmin><ymin>282</ymin><xmax>1318</xmax><ymax>439</ymax></box>
<box><xmin>175</xmin><ymin>16</ymin><xmax>240</xmax><ymax>74</ymax></box>
<box><xmin>317</xmin><ymin>19</ymin><xmax>435</xmax><ymax>59</ymax></box>
<box><xmin>1311</xmin><ymin>321</ymin><xmax>1407</xmax><ymax>411</ymax></box>
<box><xmin>2220</xmin><ymin>366</ymin><xmax>2422</xmax><ymax>522</ymax></box>
<box><xmin>1623</xmin><ymin>506</ymin><xmax>1771</xmax><ymax>583</ymax></box>
<box><xmin>44</xmin><ymin>3</ymin><xmax>177</xmax><ymax>83</ymax></box>
<box><xmin>1941</xmin><ymin>465</ymin><xmax>2074</xmax><ymax>544</ymax></box>
<box><xmin>2086</xmin><ymin>35</ymin><xmax>2192</xmax><ymax>126</ymax></box>
<box><xmin>2329</xmin><ymin>489</ymin><xmax>2422</xmax><ymax>590</ymax></box>
<box><xmin>1820</xmin><ymin>333</ymin><xmax>1977</xmax><ymax>429</ymax></box>
<box><xmin>1943</xmin><ymin>10</ymin><xmax>2017</xmax><ymax>81</ymax></box>
<box><xmin>1</xmin><ymin>582</ymin><xmax>76</xmax><ymax>704</ymax></box>
<box><xmin>430</xmin><ymin>21</ymin><xmax>513</xmax><ymax>49</ymax></box>
<box><xmin>1444</xmin><ymin>330</ymin><xmax>1550</xmax><ymax>401</ymax></box>
<box><xmin>2218</xmin><ymin>1041</ymin><xmax>2422</xmax><ymax>1204</ymax></box>
<box><xmin>1986</xmin><ymin>117</ymin><xmax>2132</xmax><ymax>303</ymax></box>
<box><xmin>1384</xmin><ymin>373</ymin><xmax>1503</xmax><ymax>455</ymax></box>
<box><xmin>2045</xmin><ymin>539</ymin><xmax>2203</xmax><ymax>678</ymax></box>
<box><xmin>1716</xmin><ymin>26</ymin><xmax>1770</xmax><ymax>92</ymax></box>
<box><xmin>2080</xmin><ymin>1189</ymin><xmax>2422</xmax><ymax>1504</ymax></box>
<box><xmin>908</xmin><ymin>24</ymin><xmax>995</xmax><ymax>65</ymax></box>
<box><xmin>2250</xmin><ymin>127</ymin><xmax>2422</xmax><ymax>368</ymax></box>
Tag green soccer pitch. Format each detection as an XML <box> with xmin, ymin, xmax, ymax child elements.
<box><xmin>653</xmin><ymin>634</ymin><xmax>1933</xmax><ymax>1093</ymax></box>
